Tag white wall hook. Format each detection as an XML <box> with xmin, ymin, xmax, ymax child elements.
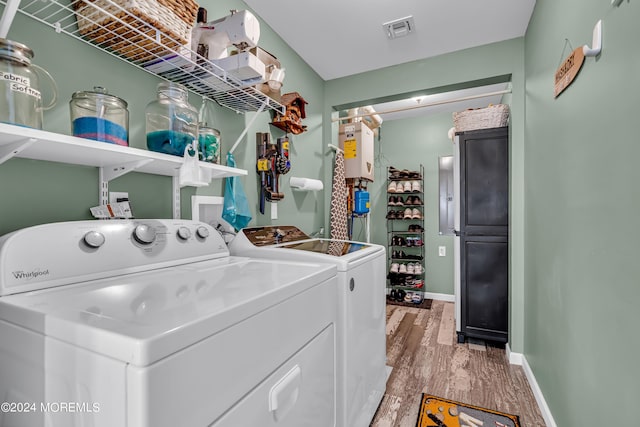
<box><xmin>583</xmin><ymin>20</ymin><xmax>602</xmax><ymax>57</ymax></box>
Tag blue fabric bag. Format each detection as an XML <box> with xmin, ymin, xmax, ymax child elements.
<box><xmin>222</xmin><ymin>152</ymin><xmax>252</xmax><ymax>230</ymax></box>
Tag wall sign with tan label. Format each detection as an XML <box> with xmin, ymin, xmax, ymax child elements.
<box><xmin>554</xmin><ymin>47</ymin><xmax>585</xmax><ymax>98</ymax></box>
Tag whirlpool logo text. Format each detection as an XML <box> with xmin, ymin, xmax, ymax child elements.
<box><xmin>12</xmin><ymin>269</ymin><xmax>50</xmax><ymax>280</ymax></box>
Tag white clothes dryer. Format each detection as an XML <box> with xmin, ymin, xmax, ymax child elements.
<box><xmin>0</xmin><ymin>220</ymin><xmax>338</xmax><ymax>427</ymax></box>
<box><xmin>229</xmin><ymin>225</ymin><xmax>387</xmax><ymax>427</ymax></box>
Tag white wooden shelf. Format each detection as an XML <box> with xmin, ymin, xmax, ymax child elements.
<box><xmin>0</xmin><ymin>123</ymin><xmax>247</xmax><ymax>218</ymax></box>
<box><xmin>0</xmin><ymin>123</ymin><xmax>246</xmax><ymax>179</ymax></box>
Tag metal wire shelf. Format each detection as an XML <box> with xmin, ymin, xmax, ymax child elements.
<box><xmin>1</xmin><ymin>0</ymin><xmax>285</xmax><ymax>115</ymax></box>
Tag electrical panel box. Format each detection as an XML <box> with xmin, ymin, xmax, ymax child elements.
<box><xmin>338</xmin><ymin>122</ymin><xmax>374</xmax><ymax>181</ymax></box>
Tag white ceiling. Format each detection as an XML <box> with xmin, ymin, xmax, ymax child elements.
<box><xmin>244</xmin><ymin>0</ymin><xmax>536</xmax><ymax>81</ymax></box>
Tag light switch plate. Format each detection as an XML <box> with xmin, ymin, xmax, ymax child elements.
<box><xmin>438</xmin><ymin>246</ymin><xmax>446</xmax><ymax>257</ymax></box>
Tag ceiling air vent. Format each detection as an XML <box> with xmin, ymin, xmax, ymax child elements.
<box><xmin>383</xmin><ymin>16</ymin><xmax>415</xmax><ymax>39</ymax></box>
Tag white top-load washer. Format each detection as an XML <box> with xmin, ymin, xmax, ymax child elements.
<box><xmin>0</xmin><ymin>219</ymin><xmax>338</xmax><ymax>427</ymax></box>
<box><xmin>229</xmin><ymin>225</ymin><xmax>387</xmax><ymax>427</ymax></box>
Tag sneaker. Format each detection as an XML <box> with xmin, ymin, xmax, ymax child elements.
<box><xmin>395</xmin><ymin>196</ymin><xmax>404</xmax><ymax>206</ymax></box>
<box><xmin>397</xmin><ymin>236</ymin><xmax>407</xmax><ymax>246</ymax></box>
<box><xmin>411</xmin><ymin>208</ymin><xmax>422</xmax><ymax>219</ymax></box>
<box><xmin>399</xmin><ymin>250</ymin><xmax>407</xmax><ymax>259</ymax></box>
<box><xmin>386</xmin><ymin>210</ymin><xmax>396</xmax><ymax>219</ymax></box>
<box><xmin>402</xmin><ymin>181</ymin><xmax>412</xmax><ymax>193</ymax></box>
<box><xmin>404</xmin><ymin>292</ymin><xmax>414</xmax><ymax>302</ymax></box>
<box><xmin>412</xmin><ymin>293</ymin><xmax>423</xmax><ymax>304</ymax></box>
<box><xmin>396</xmin><ymin>289</ymin><xmax>406</xmax><ymax>301</ymax></box>
<box><xmin>406</xmin><ymin>263</ymin><xmax>415</xmax><ymax>274</ymax></box>
<box><xmin>388</xmin><ymin>195</ymin><xmax>396</xmax><ymax>206</ymax></box>
<box><xmin>411</xmin><ymin>181</ymin><xmax>421</xmax><ymax>192</ymax></box>
<box><xmin>387</xmin><ymin>181</ymin><xmax>398</xmax><ymax>193</ymax></box>
<box><xmin>414</xmin><ymin>264</ymin><xmax>423</xmax><ymax>275</ymax></box>
<box><xmin>390</xmin><ymin>263</ymin><xmax>399</xmax><ymax>273</ymax></box>
<box><xmin>412</xmin><ymin>196</ymin><xmax>422</xmax><ymax>205</ymax></box>
<box><xmin>398</xmin><ymin>263</ymin><xmax>407</xmax><ymax>274</ymax></box>
<box><xmin>412</xmin><ymin>279</ymin><xmax>424</xmax><ymax>289</ymax></box>
<box><xmin>403</xmin><ymin>208</ymin><xmax>413</xmax><ymax>219</ymax></box>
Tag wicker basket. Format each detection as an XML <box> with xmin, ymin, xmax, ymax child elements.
<box><xmin>74</xmin><ymin>0</ymin><xmax>198</xmax><ymax>63</ymax></box>
<box><xmin>453</xmin><ymin>104</ymin><xmax>510</xmax><ymax>132</ymax></box>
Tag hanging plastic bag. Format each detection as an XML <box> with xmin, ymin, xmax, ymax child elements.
<box><xmin>222</xmin><ymin>152</ymin><xmax>252</xmax><ymax>230</ymax></box>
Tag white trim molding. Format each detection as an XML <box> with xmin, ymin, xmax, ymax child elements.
<box><xmin>506</xmin><ymin>345</ymin><xmax>557</xmax><ymax>427</ymax></box>
<box><xmin>424</xmin><ymin>292</ymin><xmax>455</xmax><ymax>302</ymax></box>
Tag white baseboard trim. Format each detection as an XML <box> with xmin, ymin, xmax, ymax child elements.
<box><xmin>505</xmin><ymin>343</ymin><xmax>523</xmax><ymax>365</ymax></box>
<box><xmin>506</xmin><ymin>347</ymin><xmax>557</xmax><ymax>427</ymax></box>
<box><xmin>423</xmin><ymin>292</ymin><xmax>455</xmax><ymax>302</ymax></box>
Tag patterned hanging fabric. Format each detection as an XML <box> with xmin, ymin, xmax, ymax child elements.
<box><xmin>330</xmin><ymin>148</ymin><xmax>349</xmax><ymax>240</ymax></box>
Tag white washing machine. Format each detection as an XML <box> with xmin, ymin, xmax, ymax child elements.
<box><xmin>229</xmin><ymin>225</ymin><xmax>387</xmax><ymax>427</ymax></box>
<box><xmin>0</xmin><ymin>219</ymin><xmax>338</xmax><ymax>427</ymax></box>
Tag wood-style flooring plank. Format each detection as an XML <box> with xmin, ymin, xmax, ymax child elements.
<box><xmin>371</xmin><ymin>301</ymin><xmax>546</xmax><ymax>427</ymax></box>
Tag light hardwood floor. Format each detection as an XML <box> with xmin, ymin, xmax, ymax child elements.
<box><xmin>370</xmin><ymin>301</ymin><xmax>546</xmax><ymax>427</ymax></box>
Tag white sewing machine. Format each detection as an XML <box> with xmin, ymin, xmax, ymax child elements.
<box><xmin>192</xmin><ymin>10</ymin><xmax>266</xmax><ymax>83</ymax></box>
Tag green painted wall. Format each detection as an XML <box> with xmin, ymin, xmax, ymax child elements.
<box><xmin>357</xmin><ymin>113</ymin><xmax>455</xmax><ymax>295</ymax></box>
<box><xmin>325</xmin><ymin>38</ymin><xmax>526</xmax><ymax>351</ymax></box>
<box><xmin>524</xmin><ymin>0</ymin><xmax>640</xmax><ymax>425</ymax></box>
<box><xmin>0</xmin><ymin>0</ymin><xmax>325</xmax><ymax>236</ymax></box>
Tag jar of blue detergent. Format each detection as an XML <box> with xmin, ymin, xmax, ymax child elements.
<box><xmin>70</xmin><ymin>87</ymin><xmax>129</xmax><ymax>146</ymax></box>
<box><xmin>145</xmin><ymin>82</ymin><xmax>198</xmax><ymax>157</ymax></box>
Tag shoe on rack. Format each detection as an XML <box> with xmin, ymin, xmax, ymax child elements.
<box><xmin>411</xmin><ymin>181</ymin><xmax>422</xmax><ymax>192</ymax></box>
<box><xmin>395</xmin><ymin>196</ymin><xmax>404</xmax><ymax>206</ymax></box>
<box><xmin>386</xmin><ymin>210</ymin><xmax>396</xmax><ymax>219</ymax></box>
<box><xmin>404</xmin><ymin>292</ymin><xmax>414</xmax><ymax>302</ymax></box>
<box><xmin>388</xmin><ymin>195</ymin><xmax>396</xmax><ymax>206</ymax></box>
<box><xmin>412</xmin><ymin>293</ymin><xmax>423</xmax><ymax>304</ymax></box>
<box><xmin>411</xmin><ymin>208</ymin><xmax>422</xmax><ymax>219</ymax></box>
<box><xmin>402</xmin><ymin>181</ymin><xmax>412</xmax><ymax>193</ymax></box>
<box><xmin>397</xmin><ymin>236</ymin><xmax>407</xmax><ymax>246</ymax></box>
<box><xmin>387</xmin><ymin>181</ymin><xmax>398</xmax><ymax>193</ymax></box>
<box><xmin>412</xmin><ymin>279</ymin><xmax>424</xmax><ymax>289</ymax></box>
<box><xmin>397</xmin><ymin>289</ymin><xmax>406</xmax><ymax>302</ymax></box>
<box><xmin>389</xmin><ymin>289</ymin><xmax>398</xmax><ymax>300</ymax></box>
<box><xmin>390</xmin><ymin>263</ymin><xmax>399</xmax><ymax>273</ymax></box>
<box><xmin>399</xmin><ymin>250</ymin><xmax>407</xmax><ymax>259</ymax></box>
<box><xmin>406</xmin><ymin>263</ymin><xmax>415</xmax><ymax>275</ymax></box>
<box><xmin>409</xmin><ymin>171</ymin><xmax>422</xmax><ymax>179</ymax></box>
<box><xmin>412</xmin><ymin>196</ymin><xmax>422</xmax><ymax>205</ymax></box>
<box><xmin>408</xmin><ymin>224</ymin><xmax>424</xmax><ymax>232</ymax></box>
<box><xmin>414</xmin><ymin>264</ymin><xmax>423</xmax><ymax>275</ymax></box>
<box><xmin>398</xmin><ymin>263</ymin><xmax>407</xmax><ymax>274</ymax></box>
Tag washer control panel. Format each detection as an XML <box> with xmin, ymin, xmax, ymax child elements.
<box><xmin>0</xmin><ymin>219</ymin><xmax>228</xmax><ymax>296</ymax></box>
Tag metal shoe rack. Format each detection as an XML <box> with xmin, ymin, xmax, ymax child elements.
<box><xmin>0</xmin><ymin>0</ymin><xmax>285</xmax><ymax>115</ymax></box>
<box><xmin>386</xmin><ymin>164</ymin><xmax>425</xmax><ymax>301</ymax></box>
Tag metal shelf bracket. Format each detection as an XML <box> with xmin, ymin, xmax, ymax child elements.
<box><xmin>0</xmin><ymin>138</ymin><xmax>36</xmax><ymax>165</ymax></box>
<box><xmin>98</xmin><ymin>159</ymin><xmax>153</xmax><ymax>205</ymax></box>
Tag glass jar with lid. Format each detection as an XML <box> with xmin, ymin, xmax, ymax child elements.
<box><xmin>70</xmin><ymin>86</ymin><xmax>129</xmax><ymax>146</ymax></box>
<box><xmin>145</xmin><ymin>82</ymin><xmax>198</xmax><ymax>157</ymax></box>
<box><xmin>0</xmin><ymin>38</ymin><xmax>57</xmax><ymax>129</ymax></box>
<box><xmin>198</xmin><ymin>123</ymin><xmax>221</xmax><ymax>164</ymax></box>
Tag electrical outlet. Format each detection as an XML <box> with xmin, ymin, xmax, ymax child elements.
<box><xmin>438</xmin><ymin>246</ymin><xmax>446</xmax><ymax>257</ymax></box>
<box><xmin>109</xmin><ymin>192</ymin><xmax>129</xmax><ymax>204</ymax></box>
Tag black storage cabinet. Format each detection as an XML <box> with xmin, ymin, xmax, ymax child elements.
<box><xmin>457</xmin><ymin>126</ymin><xmax>509</xmax><ymax>344</ymax></box>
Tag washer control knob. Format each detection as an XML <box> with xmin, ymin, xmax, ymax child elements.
<box><xmin>133</xmin><ymin>224</ymin><xmax>157</xmax><ymax>245</ymax></box>
<box><xmin>177</xmin><ymin>226</ymin><xmax>191</xmax><ymax>240</ymax></box>
<box><xmin>196</xmin><ymin>226</ymin><xmax>210</xmax><ymax>239</ymax></box>
<box><xmin>83</xmin><ymin>231</ymin><xmax>105</xmax><ymax>248</ymax></box>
